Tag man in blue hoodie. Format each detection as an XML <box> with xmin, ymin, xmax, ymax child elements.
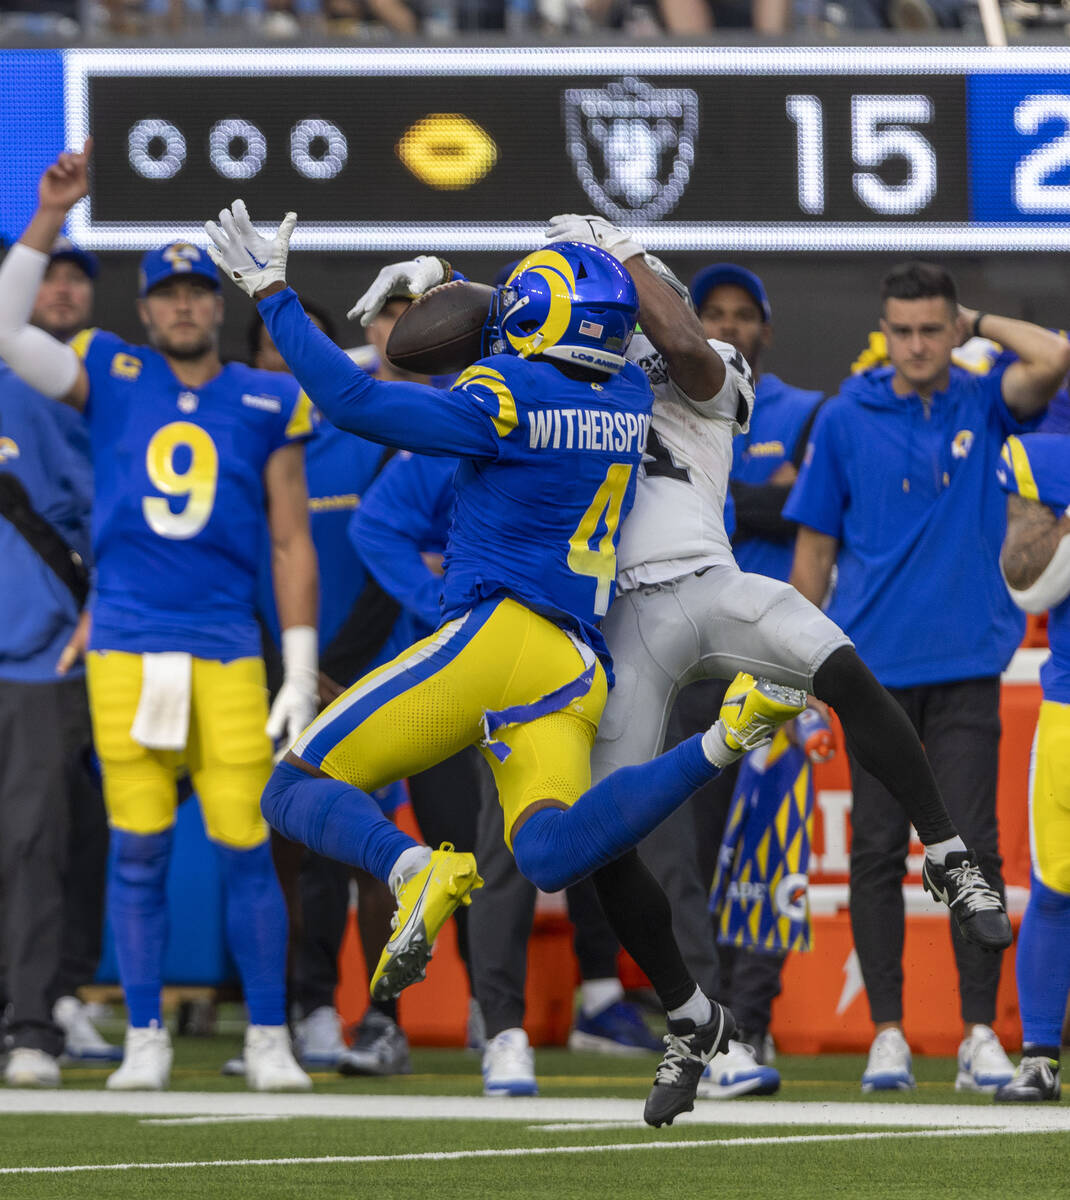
<box><xmin>786</xmin><ymin>261</ymin><xmax>1070</xmax><ymax>1093</ymax></box>
<box><xmin>0</xmin><ymin>237</ymin><xmax>110</xmax><ymax>1087</ymax></box>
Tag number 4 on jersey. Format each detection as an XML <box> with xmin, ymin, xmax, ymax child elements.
<box><xmin>568</xmin><ymin>462</ymin><xmax>632</xmax><ymax>617</ymax></box>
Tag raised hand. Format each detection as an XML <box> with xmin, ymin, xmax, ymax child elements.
<box><xmin>347</xmin><ymin>257</ymin><xmax>450</xmax><ymax>327</ymax></box>
<box><xmin>39</xmin><ymin>138</ymin><xmax>93</xmax><ymax>213</ymax></box>
<box><xmin>204</xmin><ymin>199</ymin><xmax>297</xmax><ymax>300</ymax></box>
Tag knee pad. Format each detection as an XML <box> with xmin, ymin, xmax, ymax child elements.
<box><xmin>812</xmin><ymin>645</ymin><xmax>868</xmax><ymax>709</ymax></box>
<box><xmin>109</xmin><ymin>828</ymin><xmax>173</xmax><ymax>899</ymax></box>
<box><xmin>512</xmin><ymin>810</ymin><xmax>576</xmax><ymax>894</ymax></box>
<box><xmin>216</xmin><ymin>838</ymin><xmax>276</xmax><ymax>887</ymax></box>
<box><xmin>261</xmin><ymin>761</ymin><xmax>302</xmax><ymax>830</ymax></box>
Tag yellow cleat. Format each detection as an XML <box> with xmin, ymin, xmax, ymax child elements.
<box><xmin>718</xmin><ymin>672</ymin><xmax>808</xmax><ymax>755</ymax></box>
<box><xmin>370</xmin><ymin>844</ymin><xmax>484</xmax><ymax>1002</ymax></box>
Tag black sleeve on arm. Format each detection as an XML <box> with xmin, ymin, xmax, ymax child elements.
<box><xmin>731</xmin><ymin>399</ymin><xmax>825</xmax><ymax>545</ymax></box>
<box><xmin>318</xmin><ymin>578</ymin><xmax>402</xmax><ymax>689</ymax></box>
<box><xmin>730</xmin><ymin>480</ymin><xmax>797</xmax><ymax>543</ymax></box>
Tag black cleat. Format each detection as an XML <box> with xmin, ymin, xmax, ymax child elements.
<box><xmin>643</xmin><ymin>1003</ymin><xmax>736</xmax><ymax>1128</ymax></box>
<box><xmin>994</xmin><ymin>1057</ymin><xmax>1061</xmax><ymax>1103</ymax></box>
<box><xmin>922</xmin><ymin>850</ymin><xmax>1012</xmax><ymax>950</ymax></box>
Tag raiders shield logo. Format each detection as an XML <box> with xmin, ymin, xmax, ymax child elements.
<box><xmin>562</xmin><ymin>77</ymin><xmax>699</xmax><ymax>224</ymax></box>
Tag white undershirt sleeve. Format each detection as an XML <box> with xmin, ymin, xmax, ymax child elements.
<box><xmin>0</xmin><ymin>243</ymin><xmax>81</xmax><ymax>400</ymax></box>
<box><xmin>1003</xmin><ymin>529</ymin><xmax>1070</xmax><ymax>614</ymax></box>
<box><xmin>675</xmin><ymin>337</ymin><xmax>756</xmax><ymax>433</ymax></box>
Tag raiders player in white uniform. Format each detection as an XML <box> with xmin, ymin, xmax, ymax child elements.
<box><xmin>540</xmin><ymin>216</ymin><xmax>1012</xmax><ymax>958</ymax></box>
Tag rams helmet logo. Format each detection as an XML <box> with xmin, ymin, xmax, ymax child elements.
<box><xmin>163</xmin><ymin>243</ymin><xmax>203</xmax><ymax>272</ymax></box>
<box><xmin>951</xmin><ymin>429</ymin><xmax>975</xmax><ymax>460</ymax></box>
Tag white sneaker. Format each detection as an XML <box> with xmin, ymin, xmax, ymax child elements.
<box><xmin>482</xmin><ymin>1027</ymin><xmax>538</xmax><ymax>1097</ymax></box>
<box><xmin>294</xmin><ymin>1006</ymin><xmax>347</xmax><ymax>1069</ymax></box>
<box><xmin>4</xmin><ymin>1047</ymin><xmax>60</xmax><ymax>1088</ymax></box>
<box><xmin>106</xmin><ymin>1024</ymin><xmax>172</xmax><ymax>1091</ymax></box>
<box><xmin>861</xmin><ymin>1027</ymin><xmax>915</xmax><ymax>1092</ymax></box>
<box><xmin>956</xmin><ymin>1024</ymin><xmax>1014</xmax><ymax>1092</ymax></box>
<box><xmin>54</xmin><ymin>995</ymin><xmax>122</xmax><ymax>1063</ymax></box>
<box><xmin>244</xmin><ymin>1025</ymin><xmax>313</xmax><ymax>1092</ymax></box>
<box><xmin>697</xmin><ymin>1040</ymin><xmax>781</xmax><ymax>1098</ymax></box>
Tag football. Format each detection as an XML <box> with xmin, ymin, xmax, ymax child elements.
<box><xmin>385</xmin><ymin>279</ymin><xmax>495</xmax><ymax>375</ymax></box>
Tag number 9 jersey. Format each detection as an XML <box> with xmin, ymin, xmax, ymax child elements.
<box><xmin>71</xmin><ymin>328</ymin><xmax>312</xmax><ymax>660</ymax></box>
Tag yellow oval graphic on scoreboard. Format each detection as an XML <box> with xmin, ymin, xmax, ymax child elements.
<box><xmin>395</xmin><ymin>114</ymin><xmax>498</xmax><ymax>191</ymax></box>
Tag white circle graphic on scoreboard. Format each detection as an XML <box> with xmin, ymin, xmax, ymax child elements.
<box><xmin>209</xmin><ymin>118</ymin><xmax>267</xmax><ymax>181</ymax></box>
<box><xmin>128</xmin><ymin>118</ymin><xmax>187</xmax><ymax>181</ymax></box>
<box><xmin>290</xmin><ymin>119</ymin><xmax>347</xmax><ymax>180</ymax></box>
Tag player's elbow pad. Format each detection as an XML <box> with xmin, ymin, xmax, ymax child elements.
<box><xmin>0</xmin><ymin>325</ymin><xmax>80</xmax><ymax>400</ymax></box>
<box><xmin>1003</xmin><ymin>533</ymin><xmax>1070</xmax><ymax>613</ymax></box>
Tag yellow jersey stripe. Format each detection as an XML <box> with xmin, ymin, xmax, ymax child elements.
<box><xmin>68</xmin><ymin>327</ymin><xmax>98</xmax><ymax>360</ymax></box>
<box><xmin>285</xmin><ymin>390</ymin><xmax>314</xmax><ymax>440</ymax></box>
<box><xmin>1005</xmin><ymin>435</ymin><xmax>1040</xmax><ymax>502</ymax></box>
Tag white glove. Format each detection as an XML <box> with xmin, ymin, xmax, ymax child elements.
<box><xmin>204</xmin><ymin>199</ymin><xmax>297</xmax><ymax>299</ymax></box>
<box><xmin>347</xmin><ymin>256</ymin><xmax>450</xmax><ymax>327</ymax></box>
<box><xmin>543</xmin><ymin>213</ymin><xmax>645</xmax><ymax>264</ymax></box>
<box><xmin>266</xmin><ymin>625</ymin><xmax>319</xmax><ymax>759</ymax></box>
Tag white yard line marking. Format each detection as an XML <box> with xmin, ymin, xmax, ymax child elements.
<box><xmin>140</xmin><ymin>1116</ymin><xmax>295</xmax><ymax>1127</ymax></box>
<box><xmin>6</xmin><ymin>1090</ymin><xmax>1070</xmax><ymax>1129</ymax></box>
<box><xmin>532</xmin><ymin>1122</ymin><xmax>648</xmax><ymax>1132</ymax></box>
<box><xmin>0</xmin><ymin>1126</ymin><xmax>1059</xmax><ymax>1177</ymax></box>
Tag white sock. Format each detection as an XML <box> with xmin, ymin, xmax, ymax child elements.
<box><xmin>580</xmin><ymin>977</ymin><xmax>623</xmax><ymax>1017</ymax></box>
<box><xmin>388</xmin><ymin>845</ymin><xmax>432</xmax><ymax>893</ymax></box>
<box><xmin>925</xmin><ymin>835</ymin><xmax>967</xmax><ymax>866</ymax></box>
<box><xmin>667</xmin><ymin>987</ymin><xmax>713</xmax><ymax>1028</ymax></box>
<box><xmin>701</xmin><ymin>724</ymin><xmax>739</xmax><ymax>769</ymax></box>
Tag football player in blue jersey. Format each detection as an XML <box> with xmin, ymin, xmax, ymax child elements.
<box><xmin>206</xmin><ymin>199</ymin><xmax>808</xmax><ymax>1125</ymax></box>
<box><xmin>994</xmin><ymin>433</ymin><xmax>1070</xmax><ymax>1102</ymax></box>
<box><xmin>0</xmin><ymin>144</ymin><xmax>317</xmax><ymax>1092</ymax></box>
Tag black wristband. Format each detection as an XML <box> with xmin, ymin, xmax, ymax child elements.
<box><xmin>972</xmin><ymin>312</ymin><xmax>987</xmax><ymax>339</ymax></box>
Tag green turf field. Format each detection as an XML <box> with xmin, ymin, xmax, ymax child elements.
<box><xmin>2</xmin><ymin>1031</ymin><xmax>1067</xmax><ymax>1200</ymax></box>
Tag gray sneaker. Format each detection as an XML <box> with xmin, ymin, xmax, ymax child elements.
<box><xmin>644</xmin><ymin>1002</ymin><xmax>736</xmax><ymax>1127</ymax></box>
<box><xmin>994</xmin><ymin>1056</ymin><xmax>1061</xmax><ymax>1103</ymax></box>
<box><xmin>337</xmin><ymin>1010</ymin><xmax>412</xmax><ymax>1077</ymax></box>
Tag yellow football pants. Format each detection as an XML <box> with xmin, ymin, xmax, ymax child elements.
<box><xmin>292</xmin><ymin>598</ymin><xmax>607</xmax><ymax>845</ymax></box>
<box><xmin>87</xmin><ymin>651</ymin><xmax>273</xmax><ymax>848</ymax></box>
<box><xmin>1030</xmin><ymin>699</ymin><xmax>1070</xmax><ymax>894</ymax></box>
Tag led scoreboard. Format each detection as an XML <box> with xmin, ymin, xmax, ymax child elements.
<box><xmin>9</xmin><ymin>48</ymin><xmax>1070</xmax><ymax>252</ymax></box>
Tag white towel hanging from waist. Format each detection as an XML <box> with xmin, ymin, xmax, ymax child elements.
<box><xmin>130</xmin><ymin>652</ymin><xmax>192</xmax><ymax>751</ymax></box>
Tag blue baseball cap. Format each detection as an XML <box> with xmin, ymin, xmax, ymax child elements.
<box><xmin>138</xmin><ymin>242</ymin><xmax>219</xmax><ymax>297</ymax></box>
<box><xmin>49</xmin><ymin>235</ymin><xmax>98</xmax><ymax>280</ymax></box>
<box><xmin>690</xmin><ymin>264</ymin><xmax>771</xmax><ymax>323</ymax></box>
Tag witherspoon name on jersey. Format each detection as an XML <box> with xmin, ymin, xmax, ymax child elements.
<box><xmin>527</xmin><ymin>406</ymin><xmax>652</xmax><ymax>454</ymax></box>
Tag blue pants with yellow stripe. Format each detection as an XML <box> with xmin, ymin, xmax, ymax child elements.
<box><xmin>291</xmin><ymin>598</ymin><xmax>607</xmax><ymax>847</ymax></box>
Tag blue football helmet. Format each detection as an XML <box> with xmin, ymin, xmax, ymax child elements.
<box><xmin>483</xmin><ymin>242</ymin><xmax>639</xmax><ymax>374</ymax></box>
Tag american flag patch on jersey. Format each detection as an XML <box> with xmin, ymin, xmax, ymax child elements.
<box><xmin>578</xmin><ymin>319</ymin><xmax>604</xmax><ymax>337</ymax></box>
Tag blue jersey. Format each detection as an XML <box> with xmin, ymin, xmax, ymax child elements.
<box><xmin>350</xmin><ymin>450</ymin><xmax>457</xmax><ymax>636</ymax></box>
<box><xmin>0</xmin><ymin>364</ymin><xmax>93</xmax><ymax>682</ymax></box>
<box><xmin>259</xmin><ymin>413</ymin><xmax>391</xmax><ymax>649</ymax></box>
<box><xmin>731</xmin><ymin>374</ymin><xmax>823</xmax><ymax>582</ymax></box>
<box><xmin>259</xmin><ymin>287</ymin><xmax>653</xmax><ymax>672</ymax></box>
<box><xmin>73</xmin><ymin>328</ymin><xmax>312</xmax><ymax>660</ymax></box>
<box><xmin>998</xmin><ymin>433</ymin><xmax>1070</xmax><ymax>704</ymax></box>
<box><xmin>784</xmin><ymin>363</ymin><xmax>1035</xmax><ymax>687</ymax></box>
